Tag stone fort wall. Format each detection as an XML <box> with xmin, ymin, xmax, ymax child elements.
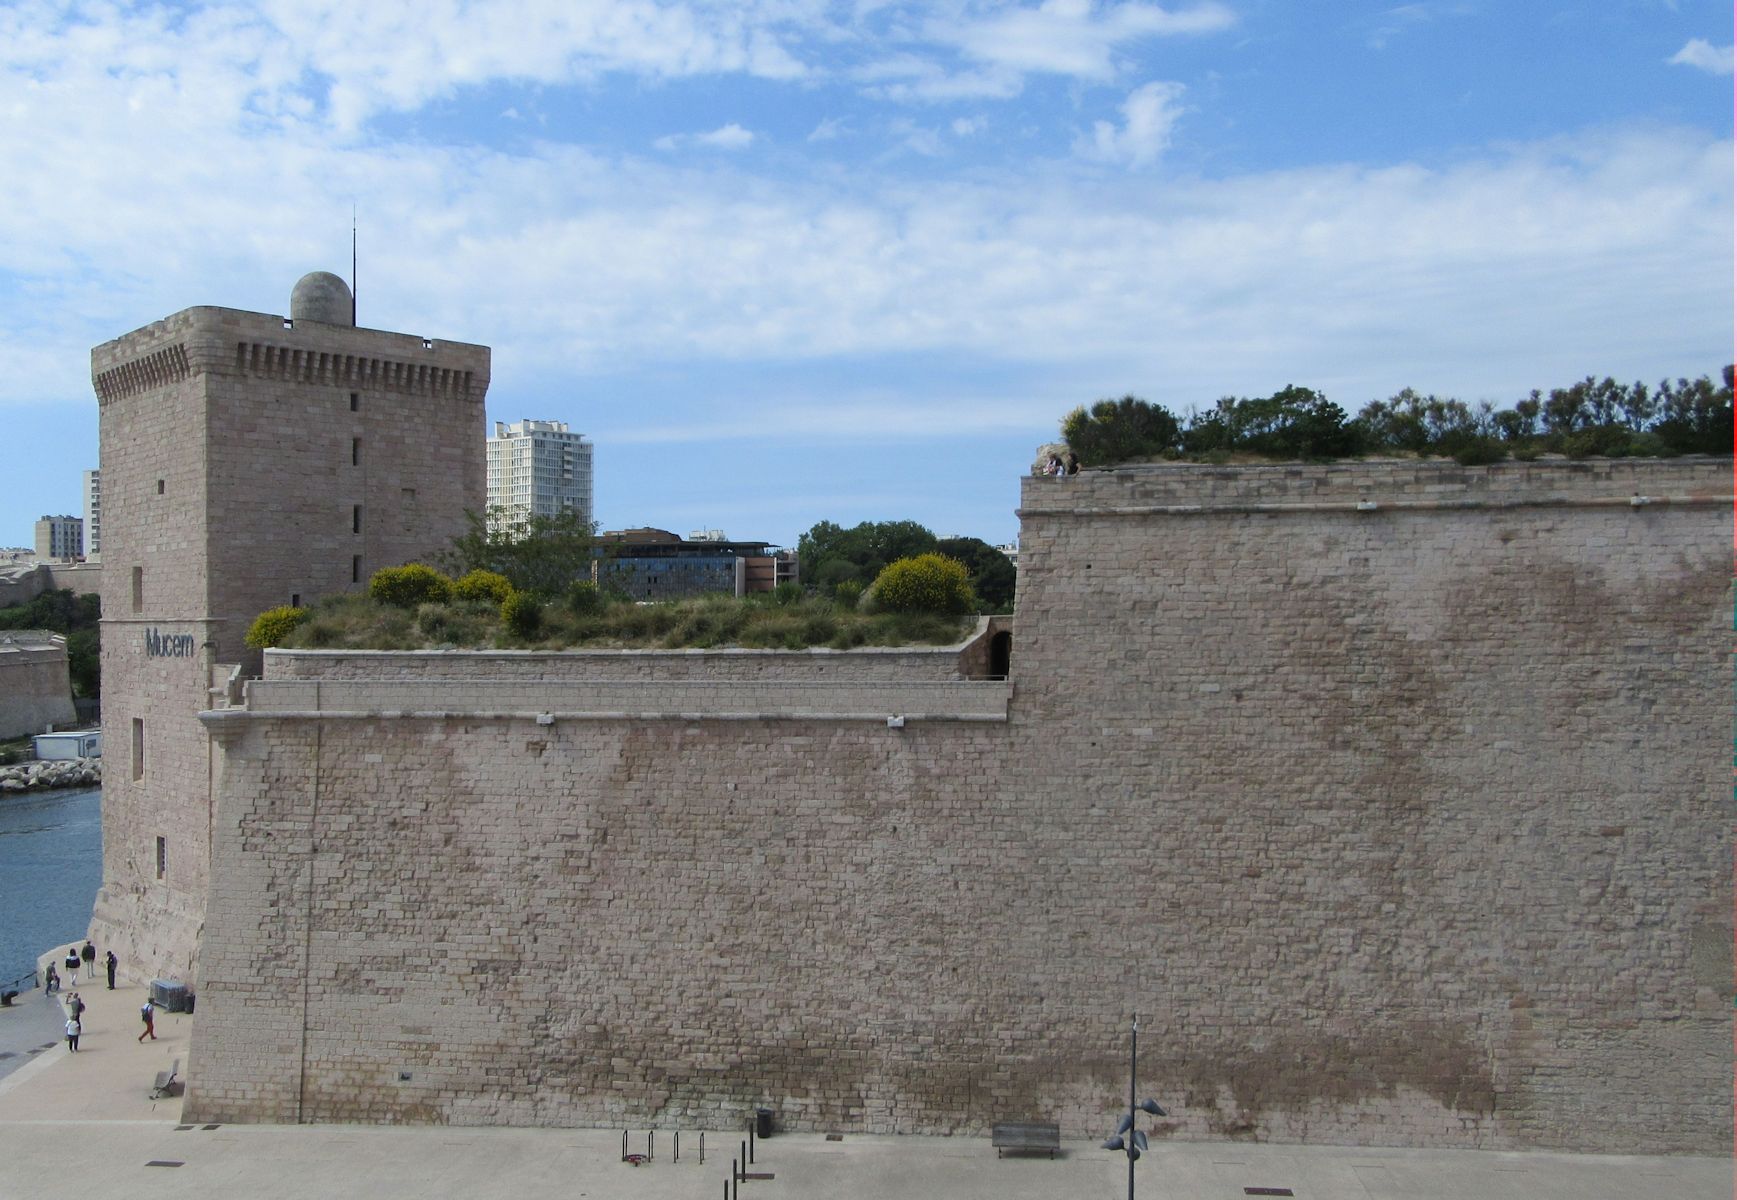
<box><xmin>184</xmin><ymin>458</ymin><xmax>1731</xmax><ymax>1153</ymax></box>
<box><xmin>0</xmin><ymin>632</ymin><xmax>78</xmax><ymax>740</ymax></box>
<box><xmin>0</xmin><ymin>563</ymin><xmax>103</xmax><ymax>610</ymax></box>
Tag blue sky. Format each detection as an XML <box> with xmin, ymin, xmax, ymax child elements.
<box><xmin>2</xmin><ymin>1</ymin><xmax>1730</xmax><ymax>552</ymax></box>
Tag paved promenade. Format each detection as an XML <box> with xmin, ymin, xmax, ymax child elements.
<box><xmin>0</xmin><ymin>977</ymin><xmax>1728</xmax><ymax>1199</ymax></box>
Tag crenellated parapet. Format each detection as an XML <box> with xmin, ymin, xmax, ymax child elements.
<box><xmin>92</xmin><ymin>342</ymin><xmax>190</xmax><ymax>405</ymax></box>
<box><xmin>231</xmin><ymin>340</ymin><xmax>477</xmax><ymax>398</ymax></box>
<box><xmin>91</xmin><ymin>304</ymin><xmax>490</xmax><ymax>405</ymax></box>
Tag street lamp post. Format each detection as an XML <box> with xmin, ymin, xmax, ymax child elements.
<box><xmin>1100</xmin><ymin>1013</ymin><xmax>1167</xmax><ymax>1200</ymax></box>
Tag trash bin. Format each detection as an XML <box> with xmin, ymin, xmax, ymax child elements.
<box><xmin>756</xmin><ymin>1108</ymin><xmax>773</xmax><ymax>1139</ymax></box>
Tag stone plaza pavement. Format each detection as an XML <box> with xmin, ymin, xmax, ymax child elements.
<box><xmin>0</xmin><ymin>978</ymin><xmax>1728</xmax><ymax>1200</ymax></box>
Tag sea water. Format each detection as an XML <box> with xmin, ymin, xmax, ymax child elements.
<box><xmin>0</xmin><ymin>787</ymin><xmax>101</xmax><ymax>991</ymax></box>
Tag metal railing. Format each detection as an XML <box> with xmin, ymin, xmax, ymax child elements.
<box><xmin>0</xmin><ymin>968</ymin><xmax>39</xmax><ymax>1003</ymax></box>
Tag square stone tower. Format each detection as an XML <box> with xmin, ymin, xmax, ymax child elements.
<box><xmin>88</xmin><ymin>272</ymin><xmax>491</xmax><ymax>984</ymax></box>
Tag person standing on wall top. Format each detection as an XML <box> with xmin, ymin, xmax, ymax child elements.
<box><xmin>44</xmin><ymin>964</ymin><xmax>58</xmax><ymax>993</ymax></box>
<box><xmin>105</xmin><ymin>950</ymin><xmax>117</xmax><ymax>990</ymax></box>
<box><xmin>81</xmin><ymin>941</ymin><xmax>95</xmax><ymax>980</ymax></box>
<box><xmin>138</xmin><ymin>999</ymin><xmax>156</xmax><ymax>1042</ymax></box>
<box><xmin>63</xmin><ymin>948</ymin><xmax>79</xmax><ymax>987</ymax></box>
<box><xmin>65</xmin><ymin>1014</ymin><xmax>80</xmax><ymax>1052</ymax></box>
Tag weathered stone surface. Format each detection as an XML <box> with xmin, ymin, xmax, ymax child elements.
<box><xmin>180</xmin><ymin>458</ymin><xmax>1730</xmax><ymax>1155</ymax></box>
<box><xmin>88</xmin><ymin>292</ymin><xmax>491</xmax><ymax>987</ymax></box>
<box><xmin>0</xmin><ymin>630</ymin><xmax>78</xmax><ymax>740</ymax></box>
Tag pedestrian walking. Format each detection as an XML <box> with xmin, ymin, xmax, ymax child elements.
<box><xmin>69</xmin><ymin>993</ymin><xmax>85</xmax><ymax>1023</ymax></box>
<box><xmin>44</xmin><ymin>964</ymin><xmax>59</xmax><ymax>993</ymax></box>
<box><xmin>65</xmin><ymin>1015</ymin><xmax>80</xmax><ymax>1052</ymax></box>
<box><xmin>138</xmin><ymin>999</ymin><xmax>156</xmax><ymax>1042</ymax></box>
<box><xmin>81</xmin><ymin>941</ymin><xmax>95</xmax><ymax>980</ymax></box>
<box><xmin>105</xmin><ymin>950</ymin><xmax>118</xmax><ymax>990</ymax></box>
<box><xmin>64</xmin><ymin>948</ymin><xmax>79</xmax><ymax>987</ymax></box>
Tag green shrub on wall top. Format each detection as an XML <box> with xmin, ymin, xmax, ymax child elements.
<box><xmin>245</xmin><ymin>605</ymin><xmax>309</xmax><ymax>649</ymax></box>
<box><xmin>566</xmin><ymin>580</ymin><xmax>603</xmax><ymax>614</ymax></box>
<box><xmin>871</xmin><ymin>554</ymin><xmax>974</xmax><ymax>615</ymax></box>
<box><xmin>501</xmin><ymin>591</ymin><xmax>542</xmax><ymax>638</ymax></box>
<box><xmin>1062</xmin><ymin>395</ymin><xmax>1182</xmax><ymax>465</ymax></box>
<box><xmin>452</xmin><ymin>569</ymin><xmax>513</xmax><ymax>604</ymax></box>
<box><xmin>369</xmin><ymin>564</ymin><xmax>452</xmax><ymax>608</ymax></box>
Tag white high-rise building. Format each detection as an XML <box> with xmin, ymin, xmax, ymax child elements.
<box><xmin>486</xmin><ymin>419</ymin><xmax>594</xmax><ymax>532</ymax></box>
<box><xmin>83</xmin><ymin>469</ymin><xmax>102</xmax><ymax>559</ymax></box>
<box><xmin>34</xmin><ymin>514</ymin><xmax>82</xmax><ymax>561</ymax></box>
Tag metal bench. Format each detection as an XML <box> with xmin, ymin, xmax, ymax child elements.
<box><xmin>150</xmin><ymin>1058</ymin><xmax>181</xmax><ymax>1099</ymax></box>
<box><xmin>992</xmin><ymin>1120</ymin><xmax>1061</xmax><ymax>1158</ymax></box>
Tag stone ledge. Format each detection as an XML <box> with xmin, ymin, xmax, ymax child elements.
<box><xmin>201</xmin><ymin>709</ymin><xmax>1008</xmax><ymax>724</ymax></box>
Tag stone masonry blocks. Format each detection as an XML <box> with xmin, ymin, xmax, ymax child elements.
<box><xmin>183</xmin><ymin>459</ymin><xmax>1730</xmax><ymax>1154</ymax></box>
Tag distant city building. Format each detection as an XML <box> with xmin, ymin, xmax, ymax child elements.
<box><xmin>597</xmin><ymin>528</ymin><xmax>796</xmax><ymax>599</ymax></box>
<box><xmin>34</xmin><ymin>514</ymin><xmax>82</xmax><ymax>562</ymax></box>
<box><xmin>996</xmin><ymin>541</ymin><xmax>1018</xmax><ymax>570</ymax></box>
<box><xmin>486</xmin><ymin>419</ymin><xmax>593</xmax><ymax>532</ymax></box>
<box><xmin>83</xmin><ymin>469</ymin><xmax>102</xmax><ymax>558</ymax></box>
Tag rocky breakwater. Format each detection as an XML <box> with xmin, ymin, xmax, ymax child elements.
<box><xmin>0</xmin><ymin>758</ymin><xmax>101</xmax><ymax>794</ymax></box>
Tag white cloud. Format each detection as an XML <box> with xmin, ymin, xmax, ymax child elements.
<box><xmin>0</xmin><ymin>0</ymin><xmax>828</xmax><ymax>143</ymax></box>
<box><xmin>951</xmin><ymin>115</ymin><xmax>987</xmax><ymax>136</ymax></box>
<box><xmin>808</xmin><ymin>116</ymin><xmax>848</xmax><ymax>142</ymax></box>
<box><xmin>1078</xmin><ymin>80</ymin><xmax>1186</xmax><ymax>167</ymax></box>
<box><xmin>932</xmin><ymin>1</ymin><xmax>1234</xmax><ymax>80</ymax></box>
<box><xmin>856</xmin><ymin>1</ymin><xmax>1233</xmax><ymax>102</ymax></box>
<box><xmin>0</xmin><ymin>0</ymin><xmax>1729</xmax><ymax>463</ymax></box>
<box><xmin>1360</xmin><ymin>4</ymin><xmax>1433</xmax><ymax>50</ymax></box>
<box><xmin>655</xmin><ymin>123</ymin><xmax>757</xmax><ymax>151</ymax></box>
<box><xmin>254</xmin><ymin>0</ymin><xmax>820</xmax><ymax>127</ymax></box>
<box><xmin>886</xmin><ymin>118</ymin><xmax>946</xmax><ymax>156</ymax></box>
<box><xmin>853</xmin><ymin>54</ymin><xmax>1024</xmax><ymax>102</ymax></box>
<box><xmin>1667</xmin><ymin>38</ymin><xmax>1734</xmax><ymax>74</ymax></box>
<box><xmin>604</xmin><ymin>394</ymin><xmax>1048</xmax><ymax>444</ymax></box>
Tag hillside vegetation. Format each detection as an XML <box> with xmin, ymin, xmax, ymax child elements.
<box><xmin>1060</xmin><ymin>368</ymin><xmax>1734</xmax><ymax>468</ymax></box>
<box><xmin>257</xmin><ymin>587</ymin><xmax>973</xmax><ymax>652</ymax></box>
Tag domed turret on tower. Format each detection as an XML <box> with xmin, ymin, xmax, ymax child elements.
<box><xmin>290</xmin><ymin>271</ymin><xmax>354</xmax><ymax>326</ymax></box>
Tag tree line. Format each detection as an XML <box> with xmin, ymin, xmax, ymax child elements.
<box><xmin>797</xmin><ymin>520</ymin><xmax>1015</xmax><ymax>612</ymax></box>
<box><xmin>0</xmin><ymin>588</ymin><xmax>100</xmax><ymax>698</ymax></box>
<box><xmin>1060</xmin><ymin>367</ymin><xmax>1734</xmax><ymax>467</ymax></box>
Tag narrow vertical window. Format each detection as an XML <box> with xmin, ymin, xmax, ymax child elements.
<box><xmin>349</xmin><ymin>392</ymin><xmax>359</xmax><ymax>412</ymax></box>
<box><xmin>351</xmin><ymin>438</ymin><xmax>360</xmax><ymax>466</ymax></box>
<box><xmin>352</xmin><ymin>556</ymin><xmax>361</xmax><ymax>583</ymax></box>
<box><xmin>352</xmin><ymin>505</ymin><xmax>362</xmax><ymax>534</ymax></box>
<box><xmin>156</xmin><ymin>837</ymin><xmax>166</xmax><ymax>881</ymax></box>
<box><xmin>131</xmin><ymin>566</ymin><xmax>143</xmax><ymax>614</ymax></box>
<box><xmin>290</xmin><ymin>593</ymin><xmax>301</xmax><ymax>608</ymax></box>
<box><xmin>132</xmin><ymin>718</ymin><xmax>145</xmax><ymax>780</ymax></box>
<box><xmin>156</xmin><ymin>479</ymin><xmax>165</xmax><ymax>494</ymax></box>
